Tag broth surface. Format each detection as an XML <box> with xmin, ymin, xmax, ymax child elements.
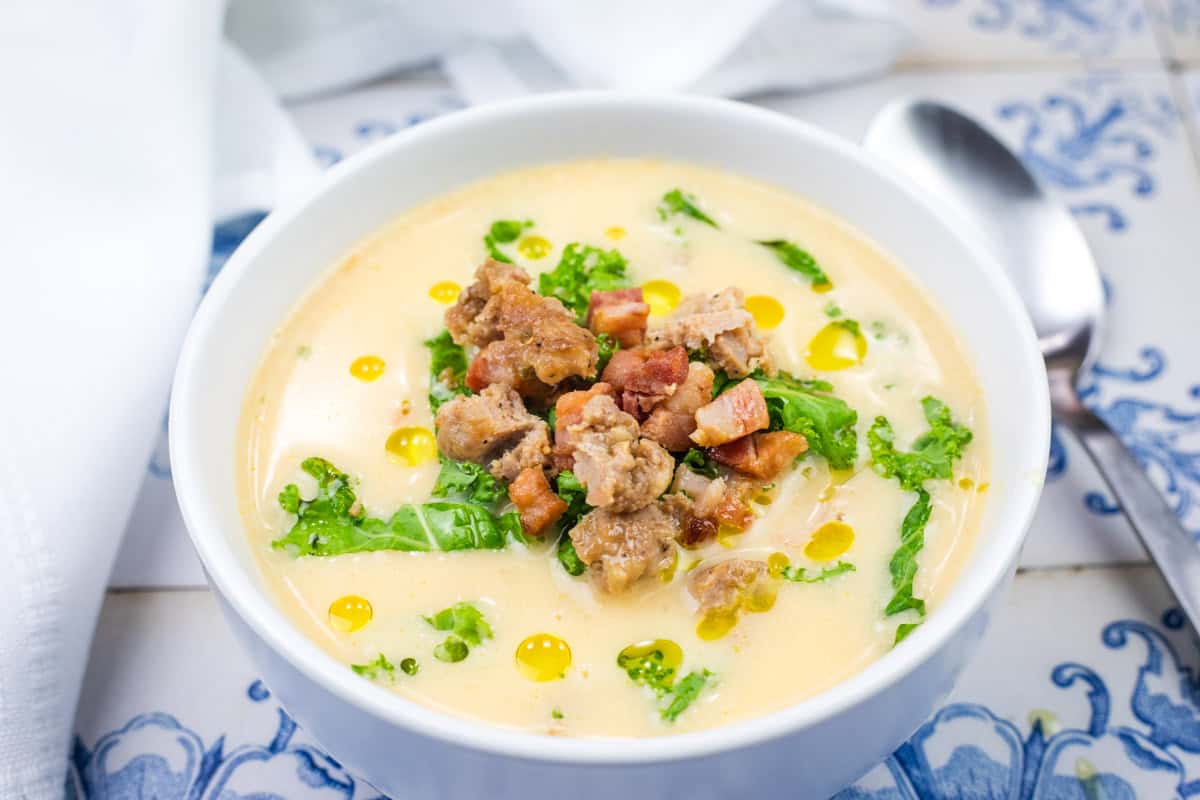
<box><xmin>238</xmin><ymin>159</ymin><xmax>989</xmax><ymax>736</ymax></box>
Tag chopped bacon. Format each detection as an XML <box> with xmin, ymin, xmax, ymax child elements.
<box><xmin>710</xmin><ymin>431</ymin><xmax>808</xmax><ymax>479</ymax></box>
<box><xmin>641</xmin><ymin>361</ymin><xmax>714</xmax><ymax>451</ymax></box>
<box><xmin>509</xmin><ymin>467</ymin><xmax>567</xmax><ymax>537</ymax></box>
<box><xmin>646</xmin><ymin>287</ymin><xmax>771</xmax><ymax>378</ymax></box>
<box><xmin>552</xmin><ymin>383</ymin><xmax>614</xmax><ymax>470</ymax></box>
<box><xmin>587</xmin><ymin>288</ymin><xmax>650</xmax><ymax>348</ymax></box>
<box><xmin>600</xmin><ymin>346</ymin><xmax>689</xmax><ymax>420</ymax></box>
<box><xmin>465</xmin><ymin>341</ymin><xmax>550</xmax><ymax>398</ymax></box>
<box><xmin>690</xmin><ymin>379</ymin><xmax>769</xmax><ymax>447</ymax></box>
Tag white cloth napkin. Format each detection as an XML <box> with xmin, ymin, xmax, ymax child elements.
<box><xmin>0</xmin><ymin>2</ymin><xmax>904</xmax><ymax>797</ymax></box>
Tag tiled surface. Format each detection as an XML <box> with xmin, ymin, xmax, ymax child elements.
<box><xmin>90</xmin><ymin>2</ymin><xmax>1200</xmax><ymax>797</ymax></box>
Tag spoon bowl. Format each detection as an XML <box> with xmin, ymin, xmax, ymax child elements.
<box><xmin>866</xmin><ymin>97</ymin><xmax>1200</xmax><ymax>630</ymax></box>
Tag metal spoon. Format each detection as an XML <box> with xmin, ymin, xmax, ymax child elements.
<box><xmin>865</xmin><ymin>98</ymin><xmax>1200</xmax><ymax>630</ymax></box>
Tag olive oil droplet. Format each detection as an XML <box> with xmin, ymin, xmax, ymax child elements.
<box><xmin>429</xmin><ymin>281</ymin><xmax>461</xmax><ymax>304</ymax></box>
<box><xmin>805</xmin><ymin>321</ymin><xmax>868</xmax><ymax>371</ymax></box>
<box><xmin>386</xmin><ymin>426</ymin><xmax>437</xmax><ymax>466</ymax></box>
<box><xmin>517</xmin><ymin>235</ymin><xmax>552</xmax><ymax>260</ymax></box>
<box><xmin>328</xmin><ymin>595</ymin><xmax>372</xmax><ymax>633</ymax></box>
<box><xmin>515</xmin><ymin>634</ymin><xmax>572</xmax><ymax>682</ymax></box>
<box><xmin>605</xmin><ymin>226</ymin><xmax>626</xmax><ymax>240</ymax></box>
<box><xmin>349</xmin><ymin>355</ymin><xmax>386</xmax><ymax>382</ymax></box>
<box><xmin>804</xmin><ymin>520</ymin><xmax>855</xmax><ymax>562</ymax></box>
<box><xmin>642</xmin><ymin>280</ymin><xmax>681</xmax><ymax>316</ymax></box>
<box><xmin>745</xmin><ymin>295</ymin><xmax>785</xmax><ymax>329</ymax></box>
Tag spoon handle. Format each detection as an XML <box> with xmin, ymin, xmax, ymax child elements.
<box><xmin>1074</xmin><ymin>421</ymin><xmax>1200</xmax><ymax>630</ymax></box>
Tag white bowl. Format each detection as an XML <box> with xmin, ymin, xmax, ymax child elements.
<box><xmin>170</xmin><ymin>92</ymin><xmax>1049</xmax><ymax>799</ymax></box>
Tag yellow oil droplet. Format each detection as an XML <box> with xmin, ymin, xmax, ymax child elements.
<box><xmin>642</xmin><ymin>279</ymin><xmax>681</xmax><ymax>316</ymax></box>
<box><xmin>744</xmin><ymin>580</ymin><xmax>777</xmax><ymax>613</ymax></box>
<box><xmin>328</xmin><ymin>595</ymin><xmax>372</xmax><ymax>633</ymax></box>
<box><xmin>813</xmin><ymin>280</ymin><xmax>834</xmax><ymax>294</ymax></box>
<box><xmin>958</xmin><ymin>477</ymin><xmax>975</xmax><ymax>490</ymax></box>
<box><xmin>805</xmin><ymin>321</ymin><xmax>868</xmax><ymax>371</ymax></box>
<box><xmin>349</xmin><ymin>355</ymin><xmax>386</xmax><ymax>382</ymax></box>
<box><xmin>605</xmin><ymin>226</ymin><xmax>626</xmax><ymax>240</ymax></box>
<box><xmin>767</xmin><ymin>552</ymin><xmax>790</xmax><ymax>578</ymax></box>
<box><xmin>619</xmin><ymin>639</ymin><xmax>683</xmax><ymax>669</ymax></box>
<box><xmin>515</xmin><ymin>634</ymin><xmax>572</xmax><ymax>682</ymax></box>
<box><xmin>659</xmin><ymin>548</ymin><xmax>679</xmax><ymax>582</ymax></box>
<box><xmin>385</xmin><ymin>426</ymin><xmax>437</xmax><ymax>466</ymax></box>
<box><xmin>745</xmin><ymin>295</ymin><xmax>785</xmax><ymax>329</ymax></box>
<box><xmin>717</xmin><ymin>524</ymin><xmax>743</xmax><ymax>548</ymax></box>
<box><xmin>818</xmin><ymin>468</ymin><xmax>855</xmax><ymax>501</ymax></box>
<box><xmin>977</xmin><ymin>482</ymin><xmax>990</xmax><ymax>494</ymax></box>
<box><xmin>804</xmin><ymin>520</ymin><xmax>855</xmax><ymax>562</ymax></box>
<box><xmin>517</xmin><ymin>235</ymin><xmax>552</xmax><ymax>260</ymax></box>
<box><xmin>429</xmin><ymin>281</ymin><xmax>461</xmax><ymax>304</ymax></box>
<box><xmin>697</xmin><ymin>610</ymin><xmax>738</xmax><ymax>641</ymax></box>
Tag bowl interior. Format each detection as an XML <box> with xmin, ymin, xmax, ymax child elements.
<box><xmin>170</xmin><ymin>92</ymin><xmax>1049</xmax><ymax>762</ymax></box>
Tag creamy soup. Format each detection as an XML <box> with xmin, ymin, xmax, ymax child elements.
<box><xmin>238</xmin><ymin>159</ymin><xmax>989</xmax><ymax>737</ymax></box>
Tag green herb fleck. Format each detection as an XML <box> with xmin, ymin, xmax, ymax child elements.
<box><xmin>661</xmin><ymin>670</ymin><xmax>712</xmax><ymax>722</ymax></box>
<box><xmin>400</xmin><ymin>657</ymin><xmax>419</xmax><ymax>676</ymax></box>
<box><xmin>869</xmin><ymin>320</ymin><xmax>888</xmax><ymax>340</ymax></box>
<box><xmin>823</xmin><ymin>303</ymin><xmax>842</xmax><ymax>319</ymax></box>
<box><xmin>296</xmin><ymin>344</ymin><xmax>312</xmax><ymax>358</ymax></box>
<box><xmin>434</xmin><ymin>636</ymin><xmax>470</xmax><ymax>663</ymax></box>
<box><xmin>681</xmin><ymin>448</ymin><xmax>720</xmax><ymax>479</ymax></box>
<box><xmin>757</xmin><ymin>240</ymin><xmax>831</xmax><ymax>288</ymax></box>
<box><xmin>617</xmin><ymin>646</ymin><xmax>677</xmax><ymax>696</ymax></box>
<box><xmin>351</xmin><ymin>653</ymin><xmax>395</xmax><ymax>681</ymax></box>
<box><xmin>557</xmin><ymin>535</ymin><xmax>587</xmax><ymax>577</ymax></box>
<box><xmin>748</xmin><ymin>370</ymin><xmax>859</xmax><ymax>470</ymax></box>
<box><xmin>657</xmin><ymin>189</ymin><xmax>718</xmax><ymax>228</ymax></box>
<box><xmin>537</xmin><ymin>243</ymin><xmax>631</xmax><ymax>323</ymax></box>
<box><xmin>483</xmin><ymin>219</ymin><xmax>532</xmax><ymax>263</ymax></box>
<box><xmin>272</xmin><ymin>457</ymin><xmax>524</xmax><ymax>556</ymax></box>
<box><xmin>894</xmin><ymin>622</ymin><xmax>920</xmax><ymax>645</ymax></box>
<box><xmin>780</xmin><ymin>560</ymin><xmax>856</xmax><ymax>583</ymax></box>
<box><xmin>595</xmin><ymin>332</ymin><xmax>618</xmax><ymax>376</ymax></box>
<box><xmin>869</xmin><ymin>397</ymin><xmax>973</xmax><ymax>620</ymax></box>
<box><xmin>423</xmin><ymin>329</ymin><xmax>470</xmax><ymax>412</ymax></box>
<box><xmin>551</xmin><ymin>708</ymin><xmax>565</xmax><ymax>720</ymax></box>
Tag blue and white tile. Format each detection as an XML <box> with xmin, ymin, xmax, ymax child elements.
<box><xmin>895</xmin><ymin>0</ymin><xmax>1163</xmax><ymax>64</ymax></box>
<box><xmin>74</xmin><ymin>566</ymin><xmax>1200</xmax><ymax>799</ymax></box>
<box><xmin>1147</xmin><ymin>0</ymin><xmax>1200</xmax><ymax>61</ymax></box>
<box><xmin>763</xmin><ymin>68</ymin><xmax>1200</xmax><ymax>567</ymax></box>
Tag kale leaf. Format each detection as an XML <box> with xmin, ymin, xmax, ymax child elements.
<box><xmin>351</xmin><ymin>653</ymin><xmax>395</xmax><ymax>681</ymax></box>
<box><xmin>780</xmin><ymin>560</ymin><xmax>856</xmax><ymax>584</ymax></box>
<box><xmin>657</xmin><ymin>189</ymin><xmax>718</xmax><ymax>228</ymax></box>
<box><xmin>660</xmin><ymin>670</ymin><xmax>712</xmax><ymax>722</ymax></box>
<box><xmin>483</xmin><ymin>219</ymin><xmax>531</xmax><ymax>263</ymax></box>
<box><xmin>758</xmin><ymin>240</ymin><xmax>831</xmax><ymax>288</ymax></box>
<box><xmin>423</xmin><ymin>329</ymin><xmax>469</xmax><ymax>412</ymax></box>
<box><xmin>681</xmin><ymin>448</ymin><xmax>719</xmax><ymax>479</ymax></box>
<box><xmin>537</xmin><ymin>243</ymin><xmax>631</xmax><ymax>323</ymax></box>
<box><xmin>868</xmin><ymin>397</ymin><xmax>973</xmax><ymax>624</ymax></box>
<box><xmin>553</xmin><ymin>470</ymin><xmax>591</xmax><ymax>577</ymax></box>
<box><xmin>431</xmin><ymin>457</ymin><xmax>507</xmax><ymax>504</ymax></box>
<box><xmin>427</xmin><ymin>602</ymin><xmax>492</xmax><ymax>663</ymax></box>
<box><xmin>595</xmin><ymin>333</ymin><xmax>618</xmax><ymax>376</ymax></box>
<box><xmin>749</xmin><ymin>371</ymin><xmax>859</xmax><ymax>470</ymax></box>
<box><xmin>617</xmin><ymin>644</ymin><xmax>713</xmax><ymax>723</ymax></box>
<box><xmin>271</xmin><ymin>458</ymin><xmax>524</xmax><ymax>556</ymax></box>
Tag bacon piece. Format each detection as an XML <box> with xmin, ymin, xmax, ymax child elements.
<box><xmin>688</xmin><ymin>559</ymin><xmax>768</xmax><ymax>614</ymax></box>
<box><xmin>641</xmin><ymin>361</ymin><xmax>714</xmax><ymax>451</ymax></box>
<box><xmin>713</xmin><ymin>478</ymin><xmax>757</xmax><ymax>531</ymax></box>
<box><xmin>600</xmin><ymin>346</ymin><xmax>689</xmax><ymax>420</ymax></box>
<box><xmin>552</xmin><ymin>383</ymin><xmax>614</xmax><ymax>471</ymax></box>
<box><xmin>587</xmin><ymin>288</ymin><xmax>650</xmax><ymax>348</ymax></box>
<box><xmin>710</xmin><ymin>431</ymin><xmax>808</xmax><ymax>479</ymax></box>
<box><xmin>509</xmin><ymin>467</ymin><xmax>567</xmax><ymax>537</ymax></box>
<box><xmin>465</xmin><ymin>341</ymin><xmax>550</xmax><ymax>398</ymax></box>
<box><xmin>690</xmin><ymin>379</ymin><xmax>769</xmax><ymax>447</ymax></box>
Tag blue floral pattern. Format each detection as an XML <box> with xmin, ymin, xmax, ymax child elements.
<box><xmin>69</xmin><ymin>609</ymin><xmax>1200</xmax><ymax>798</ymax></box>
<box><xmin>922</xmin><ymin>0</ymin><xmax>1147</xmax><ymax>57</ymax></box>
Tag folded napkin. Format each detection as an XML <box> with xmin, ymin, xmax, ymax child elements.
<box><xmin>0</xmin><ymin>2</ymin><xmax>904</xmax><ymax>797</ymax></box>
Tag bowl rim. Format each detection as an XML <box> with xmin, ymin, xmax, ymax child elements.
<box><xmin>170</xmin><ymin>90</ymin><xmax>1050</xmax><ymax>765</ymax></box>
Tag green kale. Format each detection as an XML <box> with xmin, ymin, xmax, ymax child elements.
<box><xmin>681</xmin><ymin>448</ymin><xmax>719</xmax><ymax>479</ymax></box>
<box><xmin>617</xmin><ymin>646</ymin><xmax>677</xmax><ymax>696</ymax></box>
<box><xmin>595</xmin><ymin>333</ymin><xmax>618</xmax><ymax>376</ymax></box>
<box><xmin>824</xmin><ymin>302</ymin><xmax>843</xmax><ymax>319</ymax></box>
<box><xmin>556</xmin><ymin>535</ymin><xmax>587</xmax><ymax>577</ymax></box>
<box><xmin>894</xmin><ymin>622</ymin><xmax>920</xmax><ymax>646</ymax></box>
<box><xmin>434</xmin><ymin>636</ymin><xmax>469</xmax><ymax>663</ymax></box>
<box><xmin>554</xmin><ymin>471</ymin><xmax>592</xmax><ymax>577</ymax></box>
<box><xmin>271</xmin><ymin>458</ymin><xmax>524</xmax><ymax>556</ymax></box>
<box><xmin>657</xmin><ymin>189</ymin><xmax>718</xmax><ymax>228</ymax></box>
<box><xmin>758</xmin><ymin>240</ymin><xmax>831</xmax><ymax>288</ymax></box>
<box><xmin>537</xmin><ymin>243</ymin><xmax>631</xmax><ymax>323</ymax></box>
<box><xmin>710</xmin><ymin>367</ymin><xmax>735</xmax><ymax>398</ymax></box>
<box><xmin>423</xmin><ymin>329</ymin><xmax>470</xmax><ymax>411</ymax></box>
<box><xmin>426</xmin><ymin>602</ymin><xmax>492</xmax><ymax>663</ymax></box>
<box><xmin>351</xmin><ymin>653</ymin><xmax>395</xmax><ymax>681</ymax></box>
<box><xmin>660</xmin><ymin>670</ymin><xmax>712</xmax><ymax>722</ymax></box>
<box><xmin>749</xmin><ymin>371</ymin><xmax>859</xmax><ymax>470</ymax></box>
<box><xmin>869</xmin><ymin>397</ymin><xmax>973</xmax><ymax>621</ymax></box>
<box><xmin>400</xmin><ymin>657</ymin><xmax>419</xmax><ymax>676</ymax></box>
<box><xmin>431</xmin><ymin>457</ymin><xmax>506</xmax><ymax>504</ymax></box>
<box><xmin>780</xmin><ymin>560</ymin><xmax>856</xmax><ymax>583</ymax></box>
<box><xmin>483</xmin><ymin>219</ymin><xmax>532</xmax><ymax>263</ymax></box>
<box><xmin>425</xmin><ymin>601</ymin><xmax>493</xmax><ymax>645</ymax></box>
<box><xmin>551</xmin><ymin>708</ymin><xmax>565</xmax><ymax>720</ymax></box>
